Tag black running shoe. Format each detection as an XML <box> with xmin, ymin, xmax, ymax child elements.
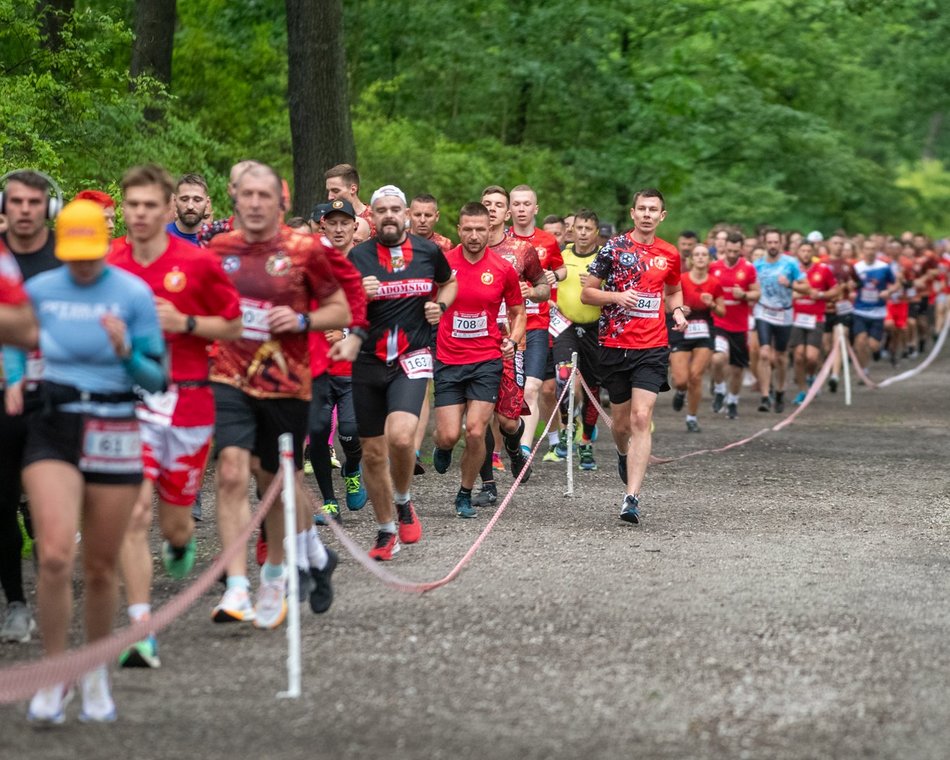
<box><xmin>727</xmin><ymin>402</ymin><xmax>738</xmax><ymax>419</ymax></box>
<box><xmin>309</xmin><ymin>548</ymin><xmax>338</xmax><ymax>614</ymax></box>
<box><xmin>509</xmin><ymin>448</ymin><xmax>532</xmax><ymax>483</ymax></box>
<box><xmin>774</xmin><ymin>391</ymin><xmax>785</xmax><ymax>414</ymax></box>
<box><xmin>685</xmin><ymin>419</ymin><xmax>701</xmax><ymax>433</ymax></box>
<box><xmin>472</xmin><ymin>483</ymin><xmax>497</xmax><ymax>507</ymax></box>
<box><xmin>414</xmin><ymin>456</ymin><xmax>426</xmax><ymax>475</ymax></box>
<box><xmin>618</xmin><ymin>451</ymin><xmax>628</xmax><ymax>485</ymax></box>
<box><xmin>620</xmin><ymin>494</ymin><xmax>640</xmax><ymax>524</ymax></box>
<box><xmin>432</xmin><ymin>446</ymin><xmax>452</xmax><ymax>474</ymax></box>
<box><xmin>672</xmin><ymin>390</ymin><xmax>686</xmax><ymax>412</ymax></box>
<box><xmin>757</xmin><ymin>396</ymin><xmax>771</xmax><ymax>412</ymax></box>
<box><xmin>828</xmin><ymin>376</ymin><xmax>838</xmax><ymax>393</ymax></box>
<box><xmin>712</xmin><ymin>392</ymin><xmax>725</xmax><ymax>414</ymax></box>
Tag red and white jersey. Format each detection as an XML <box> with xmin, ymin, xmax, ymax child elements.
<box><xmin>0</xmin><ymin>247</ymin><xmax>26</xmax><ymax>306</ymax></box>
<box><xmin>710</xmin><ymin>258</ymin><xmax>757</xmax><ymax>333</ymax></box>
<box><xmin>588</xmin><ymin>233</ymin><xmax>681</xmax><ymax>350</ymax></box>
<box><xmin>792</xmin><ymin>261</ymin><xmax>837</xmax><ymax>326</ymax></box>
<box><xmin>436</xmin><ymin>246</ymin><xmax>521</xmax><ymax>365</ymax></box>
<box><xmin>507</xmin><ymin>227</ymin><xmax>562</xmax><ymax>331</ymax></box>
<box><xmin>109</xmin><ymin>234</ymin><xmax>241</xmax><ymax>426</ymax></box>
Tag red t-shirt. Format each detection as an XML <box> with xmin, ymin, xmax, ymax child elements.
<box><xmin>436</xmin><ymin>246</ymin><xmax>522</xmax><ymax>365</ymax></box>
<box><xmin>491</xmin><ymin>235</ymin><xmax>545</xmax><ymax>334</ymax></box>
<box><xmin>710</xmin><ymin>258</ymin><xmax>757</xmax><ymax>333</ymax></box>
<box><xmin>508</xmin><ymin>227</ymin><xmax>563</xmax><ymax>331</ymax></box>
<box><xmin>792</xmin><ymin>261</ymin><xmax>838</xmax><ymax>324</ymax></box>
<box><xmin>587</xmin><ymin>233</ymin><xmax>681</xmax><ymax>350</ymax></box>
<box><xmin>109</xmin><ymin>235</ymin><xmax>241</xmax><ymax>426</ymax></box>
<box><xmin>681</xmin><ymin>272</ymin><xmax>724</xmax><ymax>319</ymax></box>
<box><xmin>209</xmin><ymin>228</ymin><xmax>341</xmax><ymax>400</ymax></box>
<box><xmin>0</xmin><ymin>248</ymin><xmax>26</xmax><ymax>305</ymax></box>
<box><xmin>429</xmin><ymin>232</ymin><xmax>454</xmax><ymax>254</ymax></box>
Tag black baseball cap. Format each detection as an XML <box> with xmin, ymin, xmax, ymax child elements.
<box><xmin>321</xmin><ymin>199</ymin><xmax>356</xmax><ymax>220</ymax></box>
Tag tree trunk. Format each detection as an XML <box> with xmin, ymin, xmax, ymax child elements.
<box><xmin>130</xmin><ymin>0</ymin><xmax>177</xmax><ymax>121</ymax></box>
<box><xmin>36</xmin><ymin>0</ymin><xmax>75</xmax><ymax>52</ymax></box>
<box><xmin>286</xmin><ymin>0</ymin><xmax>356</xmax><ymax>217</ymax></box>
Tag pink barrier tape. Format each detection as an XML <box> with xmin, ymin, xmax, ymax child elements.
<box><xmin>0</xmin><ymin>474</ymin><xmax>284</xmax><ymax>704</ymax></box>
<box><xmin>320</xmin><ymin>368</ymin><xmax>578</xmax><ymax>594</ymax></box>
<box><xmin>844</xmin><ymin>342</ymin><xmax>879</xmax><ymax>388</ymax></box>
<box><xmin>771</xmin><ymin>340</ymin><xmax>839</xmax><ymax>432</ymax></box>
<box><xmin>844</xmin><ymin>315</ymin><xmax>949</xmax><ymax>389</ymax></box>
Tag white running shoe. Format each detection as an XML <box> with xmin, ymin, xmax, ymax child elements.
<box><xmin>253</xmin><ymin>574</ymin><xmax>288</xmax><ymax>630</ymax></box>
<box><xmin>27</xmin><ymin>683</ymin><xmax>73</xmax><ymax>725</ymax></box>
<box><xmin>1</xmin><ymin>601</ymin><xmax>36</xmax><ymax>643</ymax></box>
<box><xmin>212</xmin><ymin>587</ymin><xmax>256</xmax><ymax>623</ymax></box>
<box><xmin>78</xmin><ymin>666</ymin><xmax>116</xmax><ymax>723</ymax></box>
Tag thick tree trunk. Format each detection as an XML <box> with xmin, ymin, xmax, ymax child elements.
<box><xmin>286</xmin><ymin>0</ymin><xmax>356</xmax><ymax>217</ymax></box>
<box><xmin>130</xmin><ymin>0</ymin><xmax>177</xmax><ymax>121</ymax></box>
<box><xmin>36</xmin><ymin>0</ymin><xmax>75</xmax><ymax>52</ymax></box>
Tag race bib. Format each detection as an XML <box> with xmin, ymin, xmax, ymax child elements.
<box><xmin>136</xmin><ymin>387</ymin><xmax>179</xmax><ymax>427</ymax></box>
<box><xmin>685</xmin><ymin>320</ymin><xmax>710</xmax><ymax>340</ymax></box>
<box><xmin>25</xmin><ymin>350</ymin><xmax>44</xmax><ymax>383</ymax></box>
<box><xmin>835</xmin><ymin>300</ymin><xmax>854</xmax><ymax>316</ymax></box>
<box><xmin>906</xmin><ymin>287</ymin><xmax>917</xmax><ymax>298</ymax></box>
<box><xmin>748</xmin><ymin>315</ymin><xmax>755</xmax><ymax>331</ymax></box>
<box><xmin>452</xmin><ymin>312</ymin><xmax>489</xmax><ymax>339</ymax></box>
<box><xmin>793</xmin><ymin>312</ymin><xmax>817</xmax><ymax>330</ymax></box>
<box><xmin>240</xmin><ymin>297</ymin><xmax>273</xmax><ymax>341</ymax></box>
<box><xmin>714</xmin><ymin>334</ymin><xmax>730</xmax><ymax>354</ymax></box>
<box><xmin>497</xmin><ymin>300</ymin><xmax>508</xmax><ymax>326</ymax></box>
<box><xmin>79</xmin><ymin>418</ymin><xmax>141</xmax><ymax>474</ymax></box>
<box><xmin>859</xmin><ymin>287</ymin><xmax>879</xmax><ymax>303</ymax></box>
<box><xmin>525</xmin><ymin>299</ymin><xmax>541</xmax><ymax>315</ymax></box>
<box><xmin>627</xmin><ymin>291</ymin><xmax>661</xmax><ymax>319</ymax></box>
<box><xmin>758</xmin><ymin>305</ymin><xmax>789</xmax><ymax>326</ymax></box>
<box><xmin>399</xmin><ymin>348</ymin><xmax>433</xmax><ymax>379</ymax></box>
<box><xmin>548</xmin><ymin>306</ymin><xmax>572</xmax><ymax>338</ymax></box>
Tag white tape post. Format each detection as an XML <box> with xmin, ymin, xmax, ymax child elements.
<box><xmin>838</xmin><ymin>323</ymin><xmax>852</xmax><ymax>406</ymax></box>
<box><xmin>565</xmin><ymin>351</ymin><xmax>578</xmax><ymax>498</ymax></box>
<box><xmin>277</xmin><ymin>433</ymin><xmax>301</xmax><ymax>699</ymax></box>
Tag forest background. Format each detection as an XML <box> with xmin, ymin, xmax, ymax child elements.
<box><xmin>2</xmin><ymin>0</ymin><xmax>949</xmax><ymax>238</ymax></box>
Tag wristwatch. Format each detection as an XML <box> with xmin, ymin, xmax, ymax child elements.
<box><xmin>297</xmin><ymin>312</ymin><xmax>311</xmax><ymax>332</ymax></box>
<box><xmin>438</xmin><ymin>302</ymin><xmax>448</xmax><ymax>313</ymax></box>
<box><xmin>185</xmin><ymin>315</ymin><xmax>197</xmax><ymax>333</ymax></box>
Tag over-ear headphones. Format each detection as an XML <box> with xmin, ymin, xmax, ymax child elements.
<box><xmin>0</xmin><ymin>169</ymin><xmax>64</xmax><ymax>220</ymax></box>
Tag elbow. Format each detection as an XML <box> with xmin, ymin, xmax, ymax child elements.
<box><xmin>224</xmin><ymin>319</ymin><xmax>243</xmax><ymax>342</ymax></box>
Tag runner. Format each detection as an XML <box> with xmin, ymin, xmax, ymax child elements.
<box><xmin>0</xmin><ymin>243</ymin><xmax>31</xmax><ymax>341</ymax></box>
<box><xmin>74</xmin><ymin>190</ymin><xmax>116</xmax><ymax>236</ymax></box>
<box><xmin>167</xmin><ymin>173</ymin><xmax>211</xmax><ymax>245</ymax></box>
<box><xmin>581</xmin><ymin>188</ymin><xmax>687</xmax><ymax>524</ymax></box>
<box><xmin>472</xmin><ymin>185</ymin><xmax>546</xmax><ymax>507</ymax></box>
<box><xmin>348</xmin><ymin>184</ymin><xmax>456</xmax><ymax>560</ymax></box>
<box><xmin>409</xmin><ymin>193</ymin><xmax>454</xmax><ymax>253</ymax></box>
<box><xmin>325</xmin><ymin>163</ymin><xmax>374</xmax><ymax>233</ymax></box>
<box><xmin>852</xmin><ymin>239</ymin><xmax>899</xmax><ymax>377</ymax></box>
<box><xmin>108</xmin><ymin>165</ymin><xmax>242</xmax><ymax>667</ymax></box>
<box><xmin>753</xmin><ymin>229</ymin><xmax>808</xmax><ymax>413</ymax></box>
<box><xmin>709</xmin><ymin>232</ymin><xmax>759</xmax><ymax>419</ymax></box>
<box><xmin>789</xmin><ymin>241</ymin><xmax>839</xmax><ymax>404</ymax></box>
<box><xmin>14</xmin><ymin>198</ymin><xmax>165</xmax><ymax>723</ymax></box>
<box><xmin>552</xmin><ymin>208</ymin><xmax>603</xmax><ymax>468</ymax></box>
<box><xmin>209</xmin><ymin>163</ymin><xmax>350</xmax><ymax>628</ymax></box>
<box><xmin>0</xmin><ymin>170</ymin><xmax>63</xmax><ymax>644</ymax></box>
<box><xmin>431</xmin><ymin>203</ymin><xmax>523</xmax><ymax>518</ymax></box>
<box><xmin>669</xmin><ymin>244</ymin><xmax>725</xmax><ymax>432</ymax></box>
<box><xmin>507</xmin><ymin>185</ymin><xmax>565</xmax><ymax>459</ymax></box>
<box><xmin>821</xmin><ymin>238</ymin><xmax>856</xmax><ymax>392</ymax></box>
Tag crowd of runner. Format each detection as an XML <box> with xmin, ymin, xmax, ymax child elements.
<box><xmin>0</xmin><ymin>162</ymin><xmax>945</xmax><ymax>723</ymax></box>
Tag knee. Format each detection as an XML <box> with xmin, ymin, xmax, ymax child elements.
<box><xmin>388</xmin><ymin>427</ymin><xmax>415</xmax><ymax>452</ymax></box>
<box><xmin>216</xmin><ymin>453</ymin><xmax>248</xmax><ymax>495</ymax></box>
<box><xmin>630</xmin><ymin>407</ymin><xmax>652</xmax><ymax>433</ymax></box>
<box><xmin>361</xmin><ymin>441</ymin><xmax>387</xmax><ymax>469</ymax></box>
<box><xmin>127</xmin><ymin>497</ymin><xmax>153</xmax><ymax>534</ymax></box>
<box><xmin>38</xmin><ymin>544</ymin><xmax>74</xmax><ymax>584</ymax></box>
<box><xmin>84</xmin><ymin>556</ymin><xmax>118</xmax><ymax>592</ymax></box>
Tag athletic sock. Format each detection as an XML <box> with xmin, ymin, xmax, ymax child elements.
<box><xmin>393</xmin><ymin>490</ymin><xmax>410</xmax><ymax>506</ymax></box>
<box><xmin>379</xmin><ymin>521</ymin><xmax>396</xmax><ymax>534</ymax></box>
<box><xmin>306</xmin><ymin>526</ymin><xmax>328</xmax><ymax>570</ymax></box>
<box><xmin>128</xmin><ymin>604</ymin><xmax>150</xmax><ymax>623</ymax></box>
<box><xmin>458</xmin><ymin>486</ymin><xmax>473</xmax><ymax>499</ymax></box>
<box><xmin>291</xmin><ymin>531</ymin><xmax>308</xmax><ymax>571</ymax></box>
<box><xmin>548</xmin><ymin>430</ymin><xmax>559</xmax><ymax>446</ymax></box>
<box><xmin>503</xmin><ymin>419</ymin><xmax>525</xmax><ymax>456</ymax></box>
<box><xmin>227</xmin><ymin>575</ymin><xmax>249</xmax><ymax>592</ymax></box>
<box><xmin>714</xmin><ymin>382</ymin><xmax>727</xmax><ymax>394</ymax></box>
<box><xmin>480</xmin><ymin>427</ymin><xmax>495</xmax><ymax>483</ymax></box>
<box><xmin>262</xmin><ymin>561</ymin><xmax>283</xmax><ymax>582</ymax></box>
<box><xmin>725</xmin><ymin>393</ymin><xmax>739</xmax><ymax>405</ymax></box>
<box><xmin>686</xmin><ymin>414</ymin><xmax>697</xmax><ymax>423</ymax></box>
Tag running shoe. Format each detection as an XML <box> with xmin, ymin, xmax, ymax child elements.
<box><xmin>828</xmin><ymin>375</ymin><xmax>839</xmax><ymax>393</ymax></box>
<box><xmin>162</xmin><ymin>537</ymin><xmax>196</xmax><ymax>580</ymax></box>
<box><xmin>712</xmin><ymin>392</ymin><xmax>725</xmax><ymax>413</ymax></box>
<box><xmin>191</xmin><ymin>492</ymin><xmax>203</xmax><ymax>523</ymax></box>
<box><xmin>78</xmin><ymin>666</ymin><xmax>116</xmax><ymax>723</ymax></box>
<box><xmin>414</xmin><ymin>455</ymin><xmax>426</xmax><ymax>475</ymax></box>
<box><xmin>590</xmin><ymin>424</ymin><xmax>599</xmax><ymax>442</ymax></box>
<box><xmin>685</xmin><ymin>419</ymin><xmax>701</xmax><ymax>433</ymax></box>
<box><xmin>396</xmin><ymin>500</ymin><xmax>422</xmax><ymax>544</ymax></box>
<box><xmin>672</xmin><ymin>390</ymin><xmax>686</xmax><ymax>412</ymax></box>
<box><xmin>0</xmin><ymin>601</ymin><xmax>35</xmax><ymax>643</ymax></box>
<box><xmin>296</xmin><ymin>566</ymin><xmax>315</xmax><ymax>603</ymax></box>
<box><xmin>554</xmin><ymin>429</ymin><xmax>570</xmax><ymax>459</ymax></box>
<box><xmin>309</xmin><ymin>547</ymin><xmax>338</xmax><ymax>614</ymax></box>
<box><xmin>491</xmin><ymin>451</ymin><xmax>505</xmax><ymax>473</ymax></box>
<box><xmin>432</xmin><ymin>445</ymin><xmax>453</xmax><ymax>474</ymax></box>
<box><xmin>774</xmin><ymin>391</ymin><xmax>785</xmax><ymax>413</ymax></box>
<box><xmin>578</xmin><ymin>443</ymin><xmax>597</xmax><ymax>471</ymax></box>
<box><xmin>542</xmin><ymin>445</ymin><xmax>563</xmax><ymax>463</ymax></box>
<box><xmin>329</xmin><ymin>446</ymin><xmax>341</xmax><ymax>469</ymax></box>
<box><xmin>27</xmin><ymin>683</ymin><xmax>73</xmax><ymax>725</ymax></box>
<box><xmin>618</xmin><ymin>451</ymin><xmax>628</xmax><ymax>485</ymax></box>
<box><xmin>757</xmin><ymin>395</ymin><xmax>771</xmax><ymax>412</ymax></box>
<box><xmin>343</xmin><ymin>468</ymin><xmax>367</xmax><ymax>510</ymax></box>
<box><xmin>119</xmin><ymin>634</ymin><xmax>160</xmax><ymax>669</ymax></box>
<box><xmin>620</xmin><ymin>494</ymin><xmax>640</xmax><ymax>525</ymax></box>
<box><xmin>322</xmin><ymin>499</ymin><xmax>341</xmax><ymax>524</ymax></box>
<box><xmin>368</xmin><ymin>530</ymin><xmax>400</xmax><ymax>561</ymax></box>
<box><xmin>253</xmin><ymin>575</ymin><xmax>288</xmax><ymax>630</ymax></box>
<box><xmin>303</xmin><ymin>459</ymin><xmax>314</xmax><ymax>476</ymax></box>
<box><xmin>727</xmin><ymin>402</ymin><xmax>738</xmax><ymax>420</ymax></box>
<box><xmin>793</xmin><ymin>391</ymin><xmax>807</xmax><ymax>405</ymax></box>
<box><xmin>509</xmin><ymin>447</ymin><xmax>532</xmax><ymax>482</ymax></box>
<box><xmin>473</xmin><ymin>483</ymin><xmax>497</xmax><ymax>507</ymax></box>
<box><xmin>212</xmin><ymin>587</ymin><xmax>256</xmax><ymax>623</ymax></box>
<box><xmin>455</xmin><ymin>492</ymin><xmax>476</xmax><ymax>519</ymax></box>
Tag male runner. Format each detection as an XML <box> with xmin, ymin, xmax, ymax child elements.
<box><xmin>789</xmin><ymin>241</ymin><xmax>839</xmax><ymax>404</ymax></box>
<box><xmin>348</xmin><ymin>185</ymin><xmax>456</xmax><ymax>560</ymax></box>
<box><xmin>326</xmin><ymin>163</ymin><xmax>373</xmax><ymax>233</ymax></box>
<box><xmin>709</xmin><ymin>232</ymin><xmax>760</xmax><ymax>419</ymax></box>
<box><xmin>167</xmin><ymin>173</ymin><xmax>211</xmax><ymax>245</ymax></box>
<box><xmin>409</xmin><ymin>194</ymin><xmax>454</xmax><ymax>253</ymax></box>
<box><xmin>581</xmin><ymin>188</ymin><xmax>687</xmax><ymax>524</ymax></box>
<box><xmin>852</xmin><ymin>239</ymin><xmax>899</xmax><ymax>375</ymax></box>
<box><xmin>209</xmin><ymin>163</ymin><xmax>350</xmax><ymax>627</ymax></box>
<box><xmin>110</xmin><ymin>165</ymin><xmax>242</xmax><ymax>666</ymax></box>
<box><xmin>431</xmin><ymin>203</ymin><xmax>524</xmax><ymax>518</ymax></box>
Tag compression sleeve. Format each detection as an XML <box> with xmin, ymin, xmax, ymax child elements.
<box><xmin>1</xmin><ymin>346</ymin><xmax>26</xmax><ymax>385</ymax></box>
<box><xmin>122</xmin><ymin>333</ymin><xmax>166</xmax><ymax>393</ymax></box>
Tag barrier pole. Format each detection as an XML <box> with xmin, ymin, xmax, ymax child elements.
<box><xmin>565</xmin><ymin>353</ymin><xmax>578</xmax><ymax>498</ymax></box>
<box><xmin>277</xmin><ymin>433</ymin><xmax>301</xmax><ymax>699</ymax></box>
<box><xmin>838</xmin><ymin>323</ymin><xmax>852</xmax><ymax>406</ymax></box>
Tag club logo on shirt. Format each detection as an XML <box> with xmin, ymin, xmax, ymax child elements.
<box><xmin>223</xmin><ymin>256</ymin><xmax>241</xmax><ymax>273</ymax></box>
<box><xmin>481</xmin><ymin>271</ymin><xmax>494</xmax><ymax>285</ymax></box>
<box><xmin>652</xmin><ymin>256</ymin><xmax>668</xmax><ymax>270</ymax></box>
<box><xmin>737</xmin><ymin>271</ymin><xmax>746</xmax><ymax>281</ymax></box>
<box><xmin>266</xmin><ymin>252</ymin><xmax>292</xmax><ymax>277</ymax></box>
<box><xmin>619</xmin><ymin>253</ymin><xmax>636</xmax><ymax>267</ymax></box>
<box><xmin>164</xmin><ymin>268</ymin><xmax>186</xmax><ymax>293</ymax></box>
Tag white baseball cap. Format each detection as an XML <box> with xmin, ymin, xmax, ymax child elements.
<box><xmin>370</xmin><ymin>184</ymin><xmax>407</xmax><ymax>206</ymax></box>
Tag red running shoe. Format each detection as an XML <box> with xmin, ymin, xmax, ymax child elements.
<box><xmin>255</xmin><ymin>532</ymin><xmax>267</xmax><ymax>567</ymax></box>
<box><xmin>368</xmin><ymin>530</ymin><xmax>400</xmax><ymax>561</ymax></box>
<box><xmin>396</xmin><ymin>501</ymin><xmax>422</xmax><ymax>544</ymax></box>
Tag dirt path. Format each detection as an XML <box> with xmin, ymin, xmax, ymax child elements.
<box><xmin>3</xmin><ymin>353</ymin><xmax>949</xmax><ymax>759</ymax></box>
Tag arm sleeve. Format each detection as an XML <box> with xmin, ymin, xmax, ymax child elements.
<box><xmin>1</xmin><ymin>346</ymin><xmax>26</xmax><ymax>384</ymax></box>
<box><xmin>125</xmin><ymin>281</ymin><xmax>167</xmax><ymax>393</ymax></box>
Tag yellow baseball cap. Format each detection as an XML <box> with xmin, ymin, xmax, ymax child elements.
<box><xmin>55</xmin><ymin>199</ymin><xmax>109</xmax><ymax>261</ymax></box>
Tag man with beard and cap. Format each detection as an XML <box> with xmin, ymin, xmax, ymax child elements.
<box><xmin>347</xmin><ymin>185</ymin><xmax>457</xmax><ymax>560</ymax></box>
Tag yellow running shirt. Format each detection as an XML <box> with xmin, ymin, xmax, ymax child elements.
<box><xmin>557</xmin><ymin>243</ymin><xmax>602</xmax><ymax>324</ymax></box>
